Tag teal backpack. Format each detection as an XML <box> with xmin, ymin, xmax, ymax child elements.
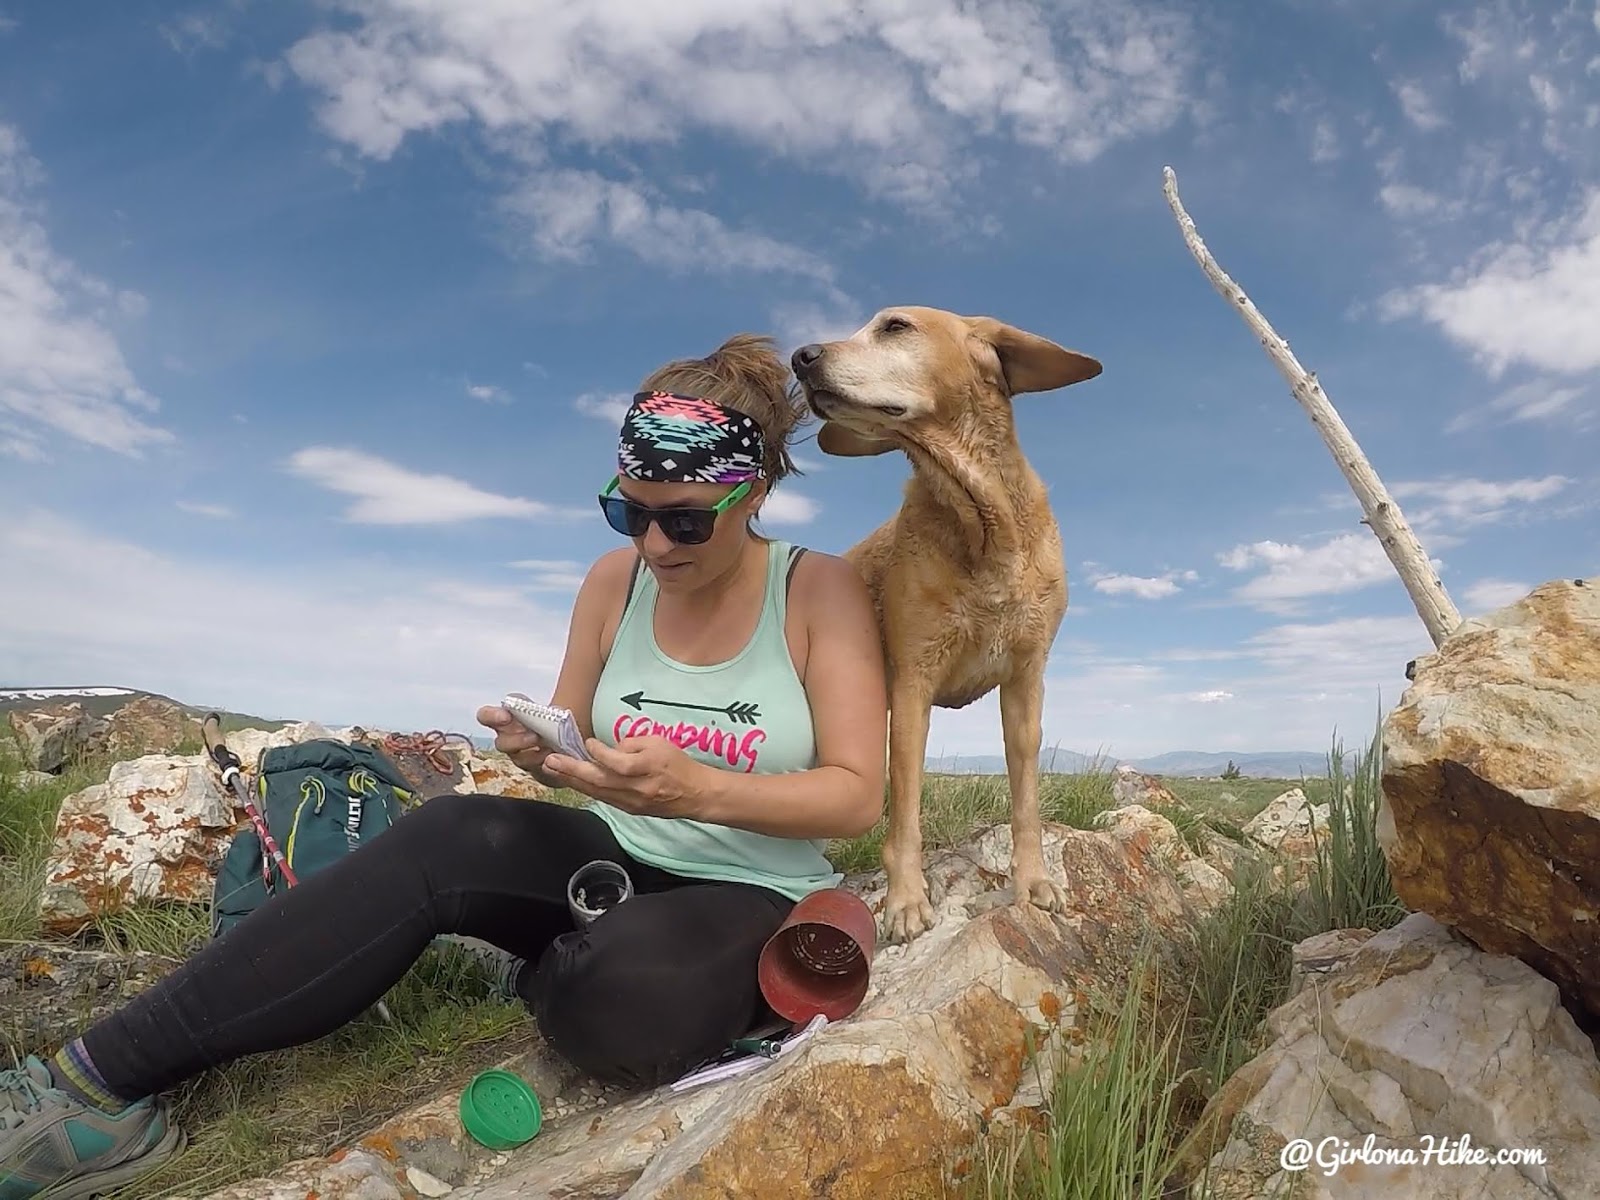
<box><xmin>210</xmin><ymin>738</ymin><xmax>419</xmax><ymax>938</ymax></box>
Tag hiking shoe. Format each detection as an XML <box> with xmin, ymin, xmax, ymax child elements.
<box><xmin>432</xmin><ymin>935</ymin><xmax>526</xmax><ymax>1001</ymax></box>
<box><xmin>0</xmin><ymin>1056</ymin><xmax>183</xmax><ymax>1199</ymax></box>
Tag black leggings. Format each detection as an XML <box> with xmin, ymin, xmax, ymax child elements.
<box><xmin>82</xmin><ymin>794</ymin><xmax>794</xmax><ymax>1096</ymax></box>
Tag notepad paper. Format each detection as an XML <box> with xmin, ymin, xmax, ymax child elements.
<box><xmin>502</xmin><ymin>693</ymin><xmax>593</xmax><ymax>762</ymax></box>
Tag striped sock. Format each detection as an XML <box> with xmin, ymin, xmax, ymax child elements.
<box><xmin>48</xmin><ymin>1038</ymin><xmax>132</xmax><ymax>1113</ymax></box>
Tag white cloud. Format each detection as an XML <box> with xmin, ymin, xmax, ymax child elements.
<box><xmin>467</xmin><ymin>382</ymin><xmax>509</xmax><ymax>403</ymax></box>
<box><xmin>924</xmin><ymin>612</ymin><xmax>1425</xmax><ymax>760</ymax></box>
<box><xmin>770</xmin><ymin>299</ymin><xmax>869</xmax><ymax>352</ymax></box>
<box><xmin>1378</xmin><ymin>183</ymin><xmax>1454</xmax><ymax>218</ymax></box>
<box><xmin>1242</xmin><ymin>615</ymin><xmax>1430</xmax><ymax>690</ymax></box>
<box><xmin>1393</xmin><ymin>80</ymin><xmax>1447</xmax><ymax>130</ymax></box>
<box><xmin>503</xmin><ymin>168</ymin><xmax>836</xmax><ymax>283</ymax></box>
<box><xmin>0</xmin><ymin>124</ymin><xmax>172</xmax><ymax>457</ymax></box>
<box><xmin>283</xmin><ymin>0</ymin><xmax>1198</xmax><ymax>206</ymax></box>
<box><xmin>1218</xmin><ymin>533</ymin><xmax>1407</xmax><ymax>608</ymax></box>
<box><xmin>1389</xmin><ymin>474</ymin><xmax>1570</xmax><ymax>527</ymax></box>
<box><xmin>0</xmin><ymin>421</ymin><xmax>45</xmax><ymax>462</ymax></box>
<box><xmin>1462</xmin><ymin>577</ymin><xmax>1532</xmax><ymax>614</ymax></box>
<box><xmin>759</xmin><ymin>489</ymin><xmax>820</xmax><ymax>525</ymax></box>
<box><xmin>1091</xmin><ymin>568</ymin><xmax>1197</xmax><ymax>599</ymax></box>
<box><xmin>176</xmin><ymin>500</ymin><xmax>234</xmax><ymax>519</ymax></box>
<box><xmin>0</xmin><ymin>14</ymin><xmax>16</xmax><ymax>36</ymax></box>
<box><xmin>574</xmin><ymin>391</ymin><xmax>630</xmax><ymax>424</ymax></box>
<box><xmin>1379</xmin><ymin>187</ymin><xmax>1600</xmax><ymax>376</ymax></box>
<box><xmin>507</xmin><ymin>558</ymin><xmax>589</xmax><ymax>592</ymax></box>
<box><xmin>1445</xmin><ymin>378</ymin><xmax>1592</xmax><ymax>432</ymax></box>
<box><xmin>159</xmin><ymin>8</ymin><xmax>233</xmax><ymax>55</ymax></box>
<box><xmin>0</xmin><ymin>509</ymin><xmax>573</xmax><ymax>734</ymax></box>
<box><xmin>1310</xmin><ymin>118</ymin><xmax>1340</xmax><ymax>163</ymax></box>
<box><xmin>285</xmin><ymin>446</ymin><xmax>574</xmax><ymax>525</ymax></box>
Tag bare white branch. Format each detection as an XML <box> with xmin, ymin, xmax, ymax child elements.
<box><xmin>1161</xmin><ymin>166</ymin><xmax>1462</xmax><ymax>648</ymax></box>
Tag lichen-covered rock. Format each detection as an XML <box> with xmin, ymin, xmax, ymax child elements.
<box><xmin>1111</xmin><ymin>763</ymin><xmax>1183</xmax><ymax>809</ymax></box>
<box><xmin>1379</xmin><ymin>578</ymin><xmax>1600</xmax><ymax>1018</ymax></box>
<box><xmin>1244</xmin><ymin>786</ymin><xmax>1331</xmax><ymax>863</ymax></box>
<box><xmin>102</xmin><ymin>695</ymin><xmax>201</xmax><ymax>759</ymax></box>
<box><xmin>39</xmin><ymin>756</ymin><xmax>234</xmax><ymax>933</ymax></box>
<box><xmin>6</xmin><ymin>703</ymin><xmax>107</xmax><ymax>772</ymax></box>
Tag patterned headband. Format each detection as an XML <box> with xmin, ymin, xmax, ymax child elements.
<box><xmin>617</xmin><ymin>391</ymin><xmax>765</xmax><ymax>484</ymax></box>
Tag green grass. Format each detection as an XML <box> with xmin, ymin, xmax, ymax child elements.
<box><xmin>968</xmin><ymin>710</ymin><xmax>1408</xmax><ymax>1200</ymax></box>
<box><xmin>975</xmin><ymin>955</ymin><xmax>1194</xmax><ymax>1200</ymax></box>
<box><xmin>826</xmin><ymin>767</ymin><xmax>1118</xmax><ymax>876</ymax></box>
<box><xmin>2</xmin><ymin>713</ymin><xmax>1407</xmax><ymax>1200</ymax></box>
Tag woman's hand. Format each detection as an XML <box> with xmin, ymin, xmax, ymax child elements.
<box><xmin>542</xmin><ymin>735</ymin><xmax>706</xmax><ymax>818</ymax></box>
<box><xmin>475</xmin><ymin>705</ymin><xmax>553</xmax><ymax>779</ymax></box>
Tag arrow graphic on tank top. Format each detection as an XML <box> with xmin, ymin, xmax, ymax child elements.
<box><xmin>619</xmin><ymin>691</ymin><xmax>762</xmax><ymax>725</ymax></box>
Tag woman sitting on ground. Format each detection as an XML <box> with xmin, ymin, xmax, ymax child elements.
<box><xmin>0</xmin><ymin>334</ymin><xmax>888</xmax><ymax>1200</ymax></box>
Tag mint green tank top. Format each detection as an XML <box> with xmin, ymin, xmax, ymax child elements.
<box><xmin>587</xmin><ymin>538</ymin><xmax>843</xmax><ymax>901</ymax></box>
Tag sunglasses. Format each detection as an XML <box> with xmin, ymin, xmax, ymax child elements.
<box><xmin>597</xmin><ymin>475</ymin><xmax>752</xmax><ymax>545</ymax></box>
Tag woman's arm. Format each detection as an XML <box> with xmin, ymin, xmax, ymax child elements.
<box><xmin>689</xmin><ymin>552</ymin><xmax>888</xmax><ymax>840</ymax></box>
<box><xmin>489</xmin><ymin>547</ymin><xmax>634</xmax><ymax>788</ymax></box>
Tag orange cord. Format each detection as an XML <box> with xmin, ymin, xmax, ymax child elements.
<box><xmin>378</xmin><ymin>729</ymin><xmax>473</xmax><ymax>775</ymax></box>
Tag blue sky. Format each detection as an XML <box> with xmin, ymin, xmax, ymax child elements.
<box><xmin>1</xmin><ymin>0</ymin><xmax>1595</xmax><ymax>761</ymax></box>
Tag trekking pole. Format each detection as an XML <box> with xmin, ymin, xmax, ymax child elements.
<box><xmin>201</xmin><ymin>713</ymin><xmax>395</xmax><ymax>1024</ymax></box>
<box><xmin>203</xmin><ymin>713</ymin><xmax>297</xmax><ymax>887</ymax></box>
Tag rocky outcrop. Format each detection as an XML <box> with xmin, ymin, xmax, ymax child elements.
<box><xmin>1378</xmin><ymin>578</ymin><xmax>1600</xmax><ymax>1018</ymax></box>
<box><xmin>6</xmin><ymin>703</ymin><xmax>105</xmax><ymax>773</ymax></box>
<box><xmin>1178</xmin><ymin>912</ymin><xmax>1600</xmax><ymax>1198</ymax></box>
<box><xmin>5</xmin><ymin>696</ymin><xmax>200</xmax><ymax>772</ymax></box>
<box><xmin>38</xmin><ymin>722</ymin><xmax>545</xmax><ymax>933</ymax></box>
<box><xmin>40</xmin><ymin>755</ymin><xmax>234</xmax><ymax>933</ymax></box>
<box><xmin>102</xmin><ymin>695</ymin><xmax>200</xmax><ymax>759</ymax></box>
<box><xmin>192</xmin><ymin>812</ymin><xmax>1230</xmax><ymax>1200</ymax></box>
<box><xmin>1111</xmin><ymin>763</ymin><xmax>1183</xmax><ymax>809</ymax></box>
<box><xmin>1244</xmin><ymin>786</ymin><xmax>1330</xmax><ymax>864</ymax></box>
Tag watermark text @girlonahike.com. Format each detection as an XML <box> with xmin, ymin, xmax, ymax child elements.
<box><xmin>1280</xmin><ymin>1133</ymin><xmax>1548</xmax><ymax>1177</ymax></box>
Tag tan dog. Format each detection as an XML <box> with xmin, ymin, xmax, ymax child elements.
<box><xmin>790</xmin><ymin>307</ymin><xmax>1102</xmax><ymax>942</ymax></box>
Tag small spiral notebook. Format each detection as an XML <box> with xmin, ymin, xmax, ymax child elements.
<box><xmin>502</xmin><ymin>693</ymin><xmax>592</xmax><ymax>762</ymax></box>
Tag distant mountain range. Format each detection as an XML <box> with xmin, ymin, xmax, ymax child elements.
<box><xmin>927</xmin><ymin>748</ymin><xmax>1333</xmax><ymax>779</ymax></box>
<box><xmin>2</xmin><ymin>687</ymin><xmax>1328</xmax><ymax>780</ymax></box>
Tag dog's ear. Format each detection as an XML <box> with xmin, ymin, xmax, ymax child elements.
<box><xmin>966</xmin><ymin>316</ymin><xmax>1102</xmax><ymax>395</ymax></box>
<box><xmin>817</xmin><ymin>422</ymin><xmax>896</xmax><ymax>457</ymax></box>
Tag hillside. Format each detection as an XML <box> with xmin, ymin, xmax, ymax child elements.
<box><xmin>0</xmin><ymin>686</ymin><xmax>289</xmax><ymax>734</ymax></box>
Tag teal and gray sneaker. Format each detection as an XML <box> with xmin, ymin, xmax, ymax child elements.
<box><xmin>431</xmin><ymin>934</ymin><xmax>526</xmax><ymax>1001</ymax></box>
<box><xmin>0</xmin><ymin>1056</ymin><xmax>183</xmax><ymax>1199</ymax></box>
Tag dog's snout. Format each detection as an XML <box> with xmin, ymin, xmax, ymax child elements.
<box><xmin>791</xmin><ymin>343</ymin><xmax>825</xmax><ymax>373</ymax></box>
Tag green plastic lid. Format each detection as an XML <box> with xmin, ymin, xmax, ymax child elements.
<box><xmin>459</xmin><ymin>1069</ymin><xmax>542</xmax><ymax>1149</ymax></box>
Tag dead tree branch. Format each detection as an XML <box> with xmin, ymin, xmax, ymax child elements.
<box><xmin>1161</xmin><ymin>165</ymin><xmax>1461</xmax><ymax>648</ymax></box>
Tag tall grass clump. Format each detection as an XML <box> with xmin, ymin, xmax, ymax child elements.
<box><xmin>1301</xmin><ymin>711</ymin><xmax>1407</xmax><ymax>936</ymax></box>
<box><xmin>0</xmin><ymin>740</ymin><xmax>110</xmax><ymax>942</ymax></box>
<box><xmin>971</xmin><ymin>713</ymin><xmax>1411</xmax><ymax>1200</ymax></box>
<box><xmin>975</xmin><ymin>955</ymin><xmax>1192</xmax><ymax>1200</ymax></box>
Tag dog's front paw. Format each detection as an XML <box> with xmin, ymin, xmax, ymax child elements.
<box><xmin>1013</xmin><ymin>871</ymin><xmax>1068</xmax><ymax>914</ymax></box>
<box><xmin>882</xmin><ymin>882</ymin><xmax>936</xmax><ymax>943</ymax></box>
